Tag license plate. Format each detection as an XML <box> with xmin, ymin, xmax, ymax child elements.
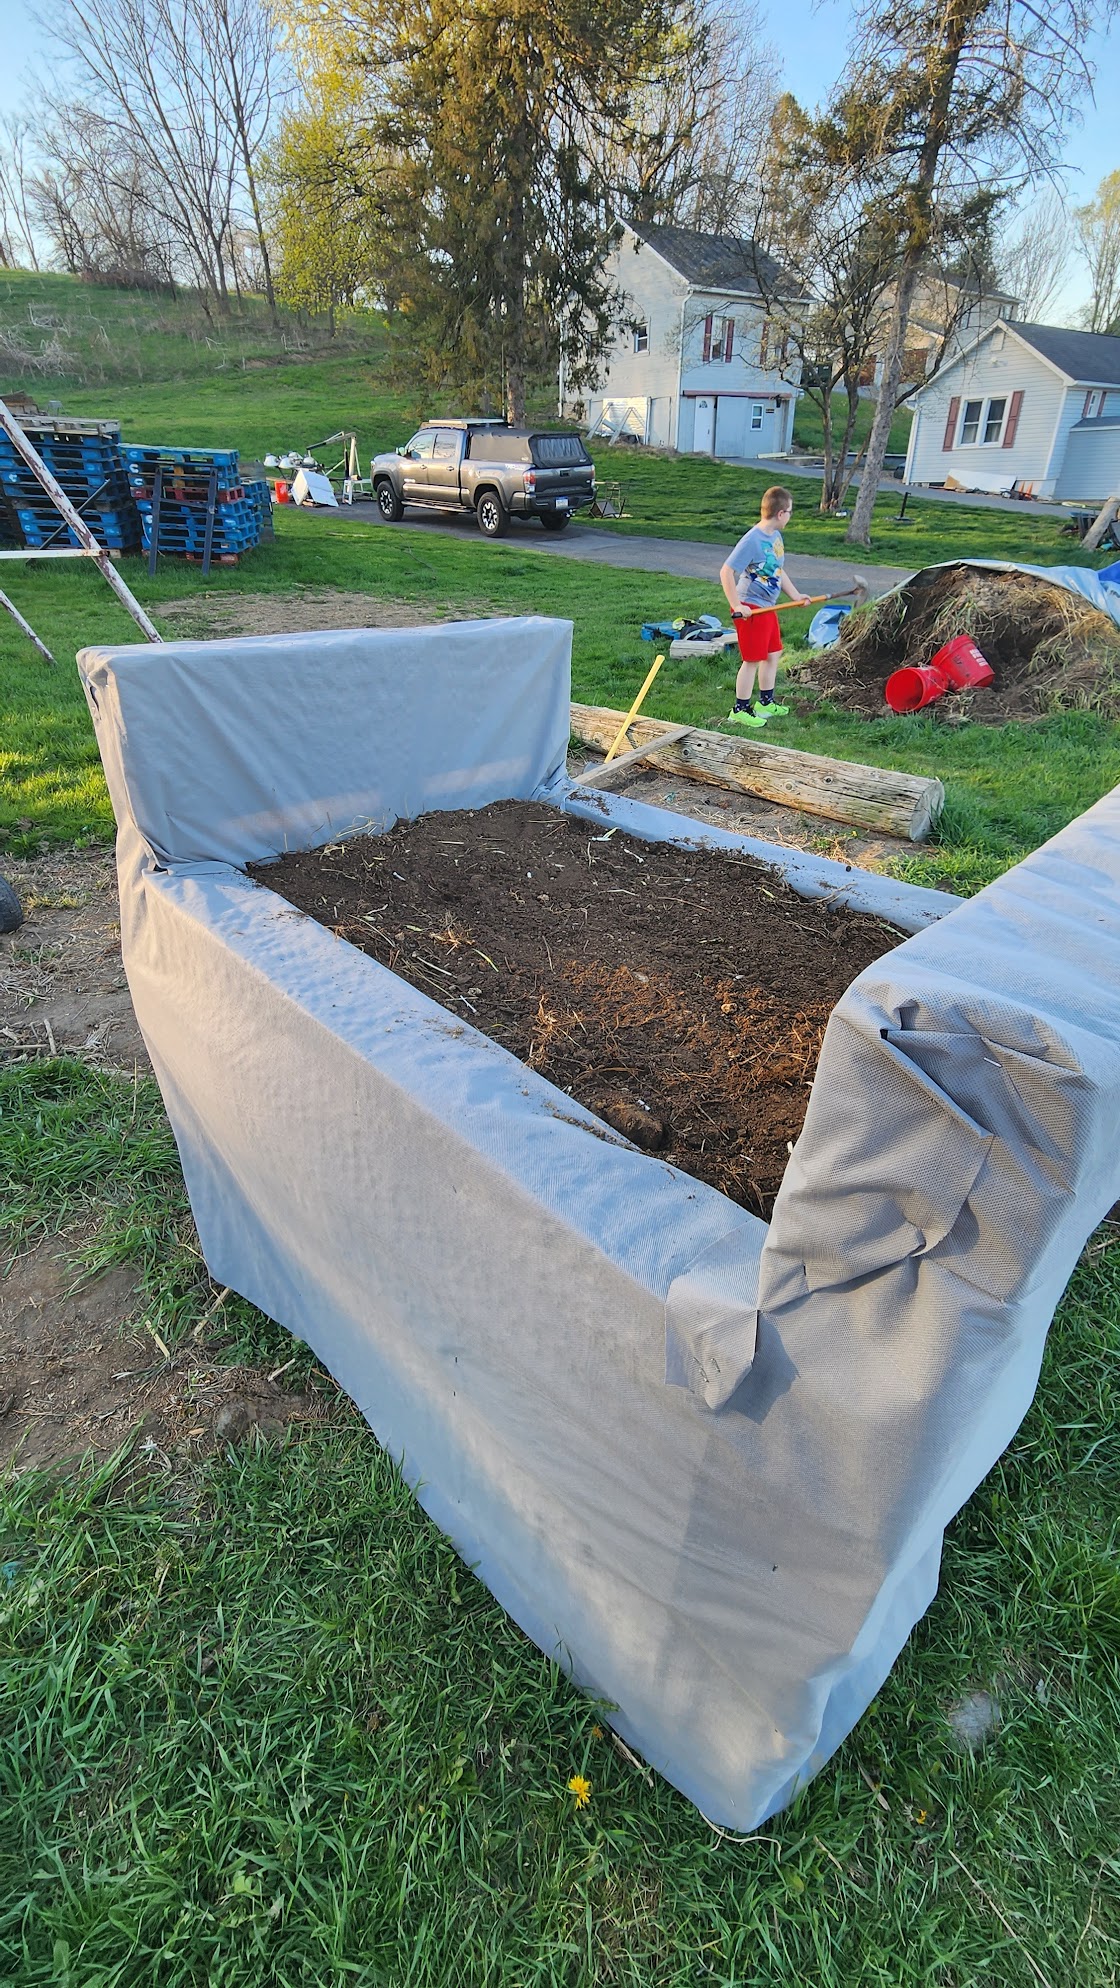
<box><xmin>555</xmin><ymin>497</ymin><xmax>568</xmax><ymax>510</ymax></box>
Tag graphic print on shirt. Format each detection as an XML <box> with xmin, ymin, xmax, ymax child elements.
<box><xmin>727</xmin><ymin>525</ymin><xmax>785</xmax><ymax>608</ymax></box>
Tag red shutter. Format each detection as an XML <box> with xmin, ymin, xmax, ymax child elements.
<box><xmin>942</xmin><ymin>396</ymin><xmax>960</xmax><ymax>451</ymax></box>
<box><xmin>1002</xmin><ymin>389</ymin><xmax>1024</xmax><ymax>448</ymax></box>
<box><xmin>724</xmin><ymin>318</ymin><xmax>734</xmax><ymax>362</ymax></box>
<box><xmin>702</xmin><ymin>314</ymin><xmax>713</xmax><ymax>362</ymax></box>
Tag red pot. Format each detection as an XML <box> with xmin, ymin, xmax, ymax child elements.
<box><xmin>930</xmin><ymin>634</ymin><xmax>994</xmax><ymax>689</ymax></box>
<box><xmin>884</xmin><ymin>664</ymin><xmax>949</xmax><ymax>713</ymax></box>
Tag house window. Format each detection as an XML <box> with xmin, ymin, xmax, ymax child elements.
<box><xmin>751</xmin><ymin>404</ymin><xmax>764</xmax><ymax>430</ymax></box>
<box><xmin>702</xmin><ymin>315</ymin><xmax>735</xmax><ymax>362</ymax></box>
<box><xmin>958</xmin><ymin>395</ymin><xmax>1008</xmax><ymax>446</ymax></box>
<box><xmin>633</xmin><ymin>323</ymin><xmax>648</xmax><ymax>354</ymax></box>
<box><xmin>1083</xmin><ymin>389</ymin><xmax>1112</xmax><ymax>418</ymax></box>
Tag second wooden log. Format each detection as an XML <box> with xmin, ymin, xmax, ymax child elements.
<box><xmin>570</xmin><ymin>703</ymin><xmax>944</xmax><ymax>842</ymax></box>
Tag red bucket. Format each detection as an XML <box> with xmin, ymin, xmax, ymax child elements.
<box><xmin>930</xmin><ymin>633</ymin><xmax>994</xmax><ymax>689</ymax></box>
<box><xmin>274</xmin><ymin>479</ymin><xmax>291</xmax><ymax>504</ymax></box>
<box><xmin>884</xmin><ymin>663</ymin><xmax>949</xmax><ymax>713</ymax></box>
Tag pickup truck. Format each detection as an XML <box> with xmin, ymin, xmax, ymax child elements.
<box><xmin>371</xmin><ymin>418</ymin><xmax>596</xmax><ymax>536</ymax></box>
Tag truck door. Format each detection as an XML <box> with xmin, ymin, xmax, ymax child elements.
<box><xmin>425</xmin><ymin>429</ymin><xmax>464</xmax><ymax>505</ymax></box>
<box><xmin>400</xmin><ymin>430</ymin><xmax>437</xmax><ymax>503</ymax></box>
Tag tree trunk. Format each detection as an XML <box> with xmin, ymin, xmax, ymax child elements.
<box><xmin>845</xmin><ymin>258</ymin><xmax>922</xmax><ymax>545</ymax></box>
<box><xmin>846</xmin><ymin>0</ymin><xmax>971</xmax><ymax>547</ymax></box>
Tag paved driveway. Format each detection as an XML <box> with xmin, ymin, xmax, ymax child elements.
<box><xmin>337</xmin><ymin>501</ymin><xmax>912</xmax><ymax>599</ymax></box>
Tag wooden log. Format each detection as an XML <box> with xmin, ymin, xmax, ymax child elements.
<box><xmin>570</xmin><ymin>703</ymin><xmax>944</xmax><ymax>842</ymax></box>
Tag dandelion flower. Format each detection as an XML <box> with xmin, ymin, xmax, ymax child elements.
<box><xmin>590</xmin><ymin>1725</ymin><xmax>603</xmax><ymax>1740</ymax></box>
<box><xmin>568</xmin><ymin>1774</ymin><xmax>592</xmax><ymax>1809</ymax></box>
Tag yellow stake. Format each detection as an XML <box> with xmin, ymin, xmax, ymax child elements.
<box><xmin>603</xmin><ymin>653</ymin><xmax>664</xmax><ymax>764</ymax></box>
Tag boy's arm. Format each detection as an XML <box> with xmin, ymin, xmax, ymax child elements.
<box><xmin>719</xmin><ymin>561</ymin><xmax>743</xmax><ymax>615</ymax></box>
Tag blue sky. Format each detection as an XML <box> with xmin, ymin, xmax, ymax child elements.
<box><xmin>0</xmin><ymin>0</ymin><xmax>1115</xmax><ymax>315</ymax></box>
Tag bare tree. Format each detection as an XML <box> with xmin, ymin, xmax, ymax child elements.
<box><xmin>601</xmin><ymin>0</ymin><xmax>776</xmax><ymax>235</ymax></box>
<box><xmin>997</xmin><ymin>190</ymin><xmax>1075</xmax><ymax>320</ymax></box>
<box><xmin>30</xmin><ymin>107</ymin><xmax>177</xmax><ymax>286</ymax></box>
<box><xmin>834</xmin><ymin>0</ymin><xmax>1101</xmax><ymax>549</ymax></box>
<box><xmin>44</xmin><ymin>0</ymin><xmax>285</xmax><ymax>310</ymax></box>
<box><xmin>1075</xmin><ymin>170</ymin><xmax>1120</xmax><ymax>335</ymax></box>
<box><xmin>0</xmin><ymin>115</ymin><xmax>42</xmax><ymax>270</ymax></box>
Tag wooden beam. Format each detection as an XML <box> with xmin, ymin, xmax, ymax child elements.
<box><xmin>570</xmin><ymin>704</ymin><xmax>944</xmax><ymax>842</ymax></box>
<box><xmin>574</xmin><ymin>724</ymin><xmax>693</xmax><ymax>790</ymax></box>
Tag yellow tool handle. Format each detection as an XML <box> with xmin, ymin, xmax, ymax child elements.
<box><xmin>603</xmin><ymin>653</ymin><xmax>664</xmax><ymax>763</ymax></box>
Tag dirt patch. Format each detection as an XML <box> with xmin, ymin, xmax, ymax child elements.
<box><xmin>158</xmin><ymin>589</ymin><xmax>478</xmax><ymax>640</ymax></box>
<box><xmin>0</xmin><ymin>1227</ymin><xmax>339</xmax><ymax>1474</ymax></box>
<box><xmin>1</xmin><ymin>846</ymin><xmax>149</xmax><ymax>1068</ymax></box>
<box><xmin>799</xmin><ymin>564</ymin><xmax>1120</xmax><ymax>722</ymax></box>
<box><xmin>250</xmin><ymin>800</ymin><xmax>900</xmax><ymax>1218</ymax></box>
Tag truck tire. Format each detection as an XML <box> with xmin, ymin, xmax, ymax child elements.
<box><xmin>540</xmin><ymin>512</ymin><xmax>572</xmax><ymax>532</ymax></box>
<box><xmin>476</xmin><ymin>489</ymin><xmax>509</xmax><ymax>538</ymax></box>
<box><xmin>0</xmin><ymin>875</ymin><xmax>23</xmax><ymax>934</ymax></box>
<box><xmin>375</xmin><ymin>479</ymin><xmax>404</xmax><ymax>522</ymax></box>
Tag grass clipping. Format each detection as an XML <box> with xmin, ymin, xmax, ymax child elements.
<box><xmin>801</xmin><ymin>563</ymin><xmax>1120</xmax><ymax>722</ymax></box>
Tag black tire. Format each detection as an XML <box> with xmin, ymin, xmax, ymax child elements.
<box><xmin>0</xmin><ymin>875</ymin><xmax>23</xmax><ymax>934</ymax></box>
<box><xmin>375</xmin><ymin>479</ymin><xmax>404</xmax><ymax>522</ymax></box>
<box><xmin>476</xmin><ymin>489</ymin><xmax>510</xmax><ymax>538</ymax></box>
<box><xmin>540</xmin><ymin>512</ymin><xmax>572</xmax><ymax>532</ymax></box>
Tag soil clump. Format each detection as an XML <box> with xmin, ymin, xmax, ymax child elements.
<box><xmin>799</xmin><ymin>563</ymin><xmax>1120</xmax><ymax>723</ymax></box>
<box><xmin>250</xmin><ymin>801</ymin><xmax>903</xmax><ymax>1218</ymax></box>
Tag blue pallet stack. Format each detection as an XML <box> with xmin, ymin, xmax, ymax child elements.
<box><xmin>123</xmin><ymin>445</ymin><xmax>264</xmax><ymax>563</ymax></box>
<box><xmin>243</xmin><ymin>477</ymin><xmax>275</xmax><ymax>544</ymax></box>
<box><xmin>0</xmin><ymin>417</ymin><xmax>141</xmax><ymax>553</ymax></box>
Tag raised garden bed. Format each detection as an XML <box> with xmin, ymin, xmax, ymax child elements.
<box><xmin>251</xmin><ymin>802</ymin><xmax>900</xmax><ymax>1217</ymax></box>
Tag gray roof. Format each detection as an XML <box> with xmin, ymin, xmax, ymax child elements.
<box><xmin>629</xmin><ymin>223</ymin><xmax>800</xmax><ymax>299</ymax></box>
<box><xmin>1011</xmin><ymin>321</ymin><xmax>1120</xmax><ymax>386</ymax></box>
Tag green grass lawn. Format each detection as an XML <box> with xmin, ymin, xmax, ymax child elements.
<box><xmin>792</xmin><ymin>388</ymin><xmax>914</xmax><ymax>458</ymax></box>
<box><xmin>2</xmin><ymin>1059</ymin><xmax>1118</xmax><ymax>1986</ymax></box>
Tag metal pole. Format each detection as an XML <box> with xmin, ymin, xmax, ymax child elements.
<box><xmin>0</xmin><ymin>397</ymin><xmax>163</xmax><ymax>642</ymax></box>
<box><xmin>0</xmin><ymin>588</ymin><xmax>54</xmax><ymax>664</ymax></box>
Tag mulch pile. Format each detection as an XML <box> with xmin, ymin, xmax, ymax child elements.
<box><xmin>798</xmin><ymin>563</ymin><xmax>1120</xmax><ymax>722</ymax></box>
<box><xmin>250</xmin><ymin>801</ymin><xmax>902</xmax><ymax>1218</ymax></box>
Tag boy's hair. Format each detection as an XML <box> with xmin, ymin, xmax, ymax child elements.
<box><xmin>760</xmin><ymin>485</ymin><xmax>793</xmax><ymax>518</ymax></box>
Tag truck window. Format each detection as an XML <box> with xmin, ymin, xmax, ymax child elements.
<box><xmin>432</xmin><ymin>432</ymin><xmax>460</xmax><ymax>460</ymax></box>
<box><xmin>531</xmin><ymin>434</ymin><xmax>590</xmax><ymax>467</ymax></box>
<box><xmin>406</xmin><ymin>432</ymin><xmax>437</xmax><ymax>459</ymax></box>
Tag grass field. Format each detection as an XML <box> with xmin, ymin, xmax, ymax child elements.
<box><xmin>2</xmin><ymin>275</ymin><xmax>1120</xmax><ymax>1986</ymax></box>
<box><xmin>792</xmin><ymin>388</ymin><xmax>914</xmax><ymax>458</ymax></box>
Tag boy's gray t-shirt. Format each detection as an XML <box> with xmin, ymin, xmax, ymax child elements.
<box><xmin>727</xmin><ymin>525</ymin><xmax>785</xmax><ymax>607</ymax></box>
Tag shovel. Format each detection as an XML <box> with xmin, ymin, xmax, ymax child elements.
<box><xmin>736</xmin><ymin>573</ymin><xmax>870</xmax><ymax>618</ymax></box>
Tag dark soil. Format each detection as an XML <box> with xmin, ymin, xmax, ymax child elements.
<box><xmin>249</xmin><ymin>801</ymin><xmax>902</xmax><ymax>1218</ymax></box>
<box><xmin>798</xmin><ymin>563</ymin><xmax>1120</xmax><ymax>723</ymax></box>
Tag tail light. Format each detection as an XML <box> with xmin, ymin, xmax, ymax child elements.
<box><xmin>523</xmin><ymin>469</ymin><xmax>537</xmax><ymax>493</ymax></box>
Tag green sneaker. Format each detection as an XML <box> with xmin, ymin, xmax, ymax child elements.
<box><xmin>727</xmin><ymin>705</ymin><xmax>767</xmax><ymax>728</ymax></box>
<box><xmin>753</xmin><ymin>698</ymin><xmax>789</xmax><ymax>719</ymax></box>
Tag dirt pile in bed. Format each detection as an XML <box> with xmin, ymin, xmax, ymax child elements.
<box><xmin>799</xmin><ymin>563</ymin><xmax>1120</xmax><ymax>722</ymax></box>
<box><xmin>249</xmin><ymin>802</ymin><xmax>903</xmax><ymax>1218</ymax></box>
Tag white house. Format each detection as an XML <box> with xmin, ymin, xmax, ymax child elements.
<box><xmin>863</xmin><ymin>269</ymin><xmax>1019</xmax><ymax>391</ymax></box>
<box><xmin>904</xmin><ymin>320</ymin><xmax>1120</xmax><ymax>501</ymax></box>
<box><xmin>578</xmin><ymin>223</ymin><xmax>804</xmax><ymax>459</ymax></box>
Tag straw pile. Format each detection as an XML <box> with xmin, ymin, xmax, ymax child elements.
<box><xmin>799</xmin><ymin>564</ymin><xmax>1120</xmax><ymax>722</ymax></box>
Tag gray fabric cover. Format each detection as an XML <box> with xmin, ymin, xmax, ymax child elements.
<box><xmin>78</xmin><ymin>617</ymin><xmax>1120</xmax><ymax>1828</ymax></box>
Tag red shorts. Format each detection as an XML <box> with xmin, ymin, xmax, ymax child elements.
<box><xmin>734</xmin><ymin>610</ymin><xmax>782</xmax><ymax>663</ymax></box>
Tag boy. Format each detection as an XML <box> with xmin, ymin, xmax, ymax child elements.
<box><xmin>720</xmin><ymin>487</ymin><xmax>810</xmax><ymax>727</ymax></box>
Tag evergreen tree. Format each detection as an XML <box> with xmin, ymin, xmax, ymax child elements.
<box><xmin>280</xmin><ymin>0</ymin><xmax>683</xmax><ymax>418</ymax></box>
